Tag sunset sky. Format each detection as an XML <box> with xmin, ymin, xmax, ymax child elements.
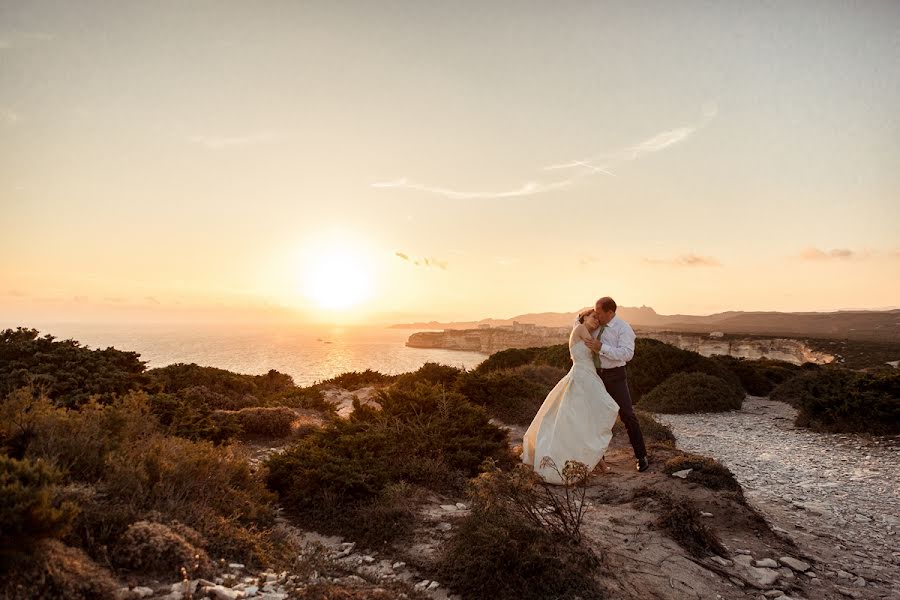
<box><xmin>2</xmin><ymin>1</ymin><xmax>899</xmax><ymax>325</ymax></box>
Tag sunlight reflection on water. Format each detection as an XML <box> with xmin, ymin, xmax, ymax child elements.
<box><xmin>15</xmin><ymin>323</ymin><xmax>486</xmax><ymax>387</ymax></box>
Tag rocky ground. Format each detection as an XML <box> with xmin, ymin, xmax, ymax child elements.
<box><xmin>115</xmin><ymin>391</ymin><xmax>900</xmax><ymax>600</ymax></box>
<box><xmin>656</xmin><ymin>396</ymin><xmax>900</xmax><ymax>599</ymax></box>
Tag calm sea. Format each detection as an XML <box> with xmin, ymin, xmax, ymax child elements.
<box><xmin>7</xmin><ymin>322</ymin><xmax>486</xmax><ymax>387</ymax></box>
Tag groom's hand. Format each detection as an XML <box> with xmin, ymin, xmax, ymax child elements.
<box><xmin>584</xmin><ymin>338</ymin><xmax>601</xmax><ymax>352</ymax></box>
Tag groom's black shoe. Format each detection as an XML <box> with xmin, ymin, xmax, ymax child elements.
<box><xmin>636</xmin><ymin>456</ymin><xmax>650</xmax><ymax>472</ymax></box>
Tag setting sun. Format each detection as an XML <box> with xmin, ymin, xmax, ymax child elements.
<box><xmin>302</xmin><ymin>247</ymin><xmax>375</xmax><ymax>311</ymax></box>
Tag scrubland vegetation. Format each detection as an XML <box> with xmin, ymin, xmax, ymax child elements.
<box><xmin>1</xmin><ymin>325</ymin><xmax>895</xmax><ymax>598</ymax></box>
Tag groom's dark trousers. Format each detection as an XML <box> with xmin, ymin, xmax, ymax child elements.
<box><xmin>599</xmin><ymin>366</ymin><xmax>647</xmax><ymax>460</ymax></box>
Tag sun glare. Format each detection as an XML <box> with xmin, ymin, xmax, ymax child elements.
<box><xmin>302</xmin><ymin>245</ymin><xmax>375</xmax><ymax>311</ymax></box>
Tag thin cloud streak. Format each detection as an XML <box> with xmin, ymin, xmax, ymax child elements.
<box><xmin>373</xmin><ymin>177</ymin><xmax>578</xmax><ymax>200</ymax></box>
<box><xmin>188</xmin><ymin>132</ymin><xmax>278</xmax><ymax>149</ymax></box>
<box><xmin>373</xmin><ymin>103</ymin><xmax>716</xmax><ymax>199</ymax></box>
<box><xmin>800</xmin><ymin>247</ymin><xmax>859</xmax><ymax>261</ymax></box>
<box><xmin>644</xmin><ymin>254</ymin><xmax>721</xmax><ymax>267</ymax></box>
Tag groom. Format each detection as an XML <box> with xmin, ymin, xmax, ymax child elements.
<box><xmin>584</xmin><ymin>297</ymin><xmax>650</xmax><ymax>472</ymax></box>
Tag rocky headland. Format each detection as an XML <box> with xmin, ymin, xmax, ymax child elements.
<box><xmin>407</xmin><ymin>326</ymin><xmax>836</xmax><ymax>366</ymax></box>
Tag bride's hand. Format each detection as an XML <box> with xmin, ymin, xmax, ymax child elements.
<box><xmin>584</xmin><ymin>338</ymin><xmax>601</xmax><ymax>352</ymax></box>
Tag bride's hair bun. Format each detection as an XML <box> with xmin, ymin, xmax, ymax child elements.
<box><xmin>577</xmin><ymin>308</ymin><xmax>595</xmax><ymax>324</ymax></box>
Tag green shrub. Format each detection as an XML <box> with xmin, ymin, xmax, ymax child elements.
<box><xmin>265</xmin><ymin>384</ymin><xmax>511</xmax><ymax>544</ymax></box>
<box><xmin>147</xmin><ymin>363</ymin><xmax>267</xmax><ymax>408</ymax></box>
<box><xmin>217</xmin><ymin>406</ymin><xmax>298</xmax><ymax>439</ymax></box>
<box><xmin>629</xmin><ymin>338</ymin><xmax>742</xmax><ymax>401</ymax></box>
<box><xmin>613</xmin><ymin>410</ymin><xmax>676</xmax><ymax>445</ymax></box>
<box><xmin>0</xmin><ymin>327</ymin><xmax>147</xmax><ymax>408</ymax></box>
<box><xmin>437</xmin><ymin>464</ymin><xmax>603</xmax><ymax>600</ymax></box>
<box><xmin>533</xmin><ymin>344</ymin><xmax>572</xmax><ymax>370</ymax></box>
<box><xmin>475</xmin><ymin>348</ymin><xmax>539</xmax><ymax>373</ymax></box>
<box><xmin>0</xmin><ymin>539</ymin><xmax>119</xmax><ymax>599</ymax></box>
<box><xmin>663</xmin><ymin>453</ymin><xmax>743</xmax><ymax>499</ymax></box>
<box><xmin>113</xmin><ymin>520</ymin><xmax>212</xmax><ymax>578</ymax></box>
<box><xmin>274</xmin><ymin>386</ymin><xmax>336</xmax><ymax>414</ymax></box>
<box><xmin>771</xmin><ymin>368</ymin><xmax>900</xmax><ymax>434</ymax></box>
<box><xmin>711</xmin><ymin>355</ymin><xmax>804</xmax><ymax>396</ymax></box>
<box><xmin>318</xmin><ymin>369</ymin><xmax>396</xmax><ymax>390</ymax></box>
<box><xmin>640</xmin><ymin>372</ymin><xmax>744</xmax><ymax>414</ymax></box>
<box><xmin>150</xmin><ymin>391</ymin><xmax>241</xmax><ymax>445</ymax></box>
<box><xmin>455</xmin><ymin>365</ymin><xmax>561</xmax><ymax>426</ymax></box>
<box><xmin>392</xmin><ymin>362</ymin><xmax>462</xmax><ymax>391</ymax></box>
<box><xmin>0</xmin><ymin>456</ymin><xmax>78</xmax><ymax>555</ymax></box>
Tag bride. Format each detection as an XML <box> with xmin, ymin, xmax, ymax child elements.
<box><xmin>521</xmin><ymin>308</ymin><xmax>620</xmax><ymax>484</ymax></box>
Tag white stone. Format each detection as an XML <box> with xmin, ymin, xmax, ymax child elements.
<box><xmin>853</xmin><ymin>577</ymin><xmax>866</xmax><ymax>587</ymax></box>
<box><xmin>455</xmin><ymin>502</ymin><xmax>467</xmax><ymax>510</ymax></box>
<box><xmin>362</xmin><ymin>555</ymin><xmax>375</xmax><ymax>563</ymax></box>
<box><xmin>427</xmin><ymin>581</ymin><xmax>440</xmax><ymax>591</ymax></box>
<box><xmin>754</xmin><ymin>558</ymin><xmax>778</xmax><ymax>568</ymax></box>
<box><xmin>131</xmin><ymin>587</ymin><xmax>154</xmax><ymax>598</ymax></box>
<box><xmin>436</xmin><ymin>522</ymin><xmax>452</xmax><ymax>532</ymax></box>
<box><xmin>671</xmin><ymin>468</ymin><xmax>692</xmax><ymax>479</ymax></box>
<box><xmin>392</xmin><ymin>561</ymin><xmax>405</xmax><ymax>569</ymax></box>
<box><xmin>414</xmin><ymin>580</ymin><xmax>430</xmax><ymax>590</ymax></box>
<box><xmin>204</xmin><ymin>585</ymin><xmax>244</xmax><ymax>600</ymax></box>
<box><xmin>440</xmin><ymin>504</ymin><xmax>458</xmax><ymax>511</ymax></box>
<box><xmin>700</xmin><ymin>511</ymin><xmax>714</xmax><ymax>518</ymax></box>
<box><xmin>710</xmin><ymin>556</ymin><xmax>733</xmax><ymax>567</ymax></box>
<box><xmin>778</xmin><ymin>556</ymin><xmax>810</xmax><ymax>572</ymax></box>
<box><xmin>228</xmin><ymin>563</ymin><xmax>246</xmax><ymax>570</ymax></box>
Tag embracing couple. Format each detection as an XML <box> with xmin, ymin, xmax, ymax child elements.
<box><xmin>521</xmin><ymin>297</ymin><xmax>649</xmax><ymax>484</ymax></box>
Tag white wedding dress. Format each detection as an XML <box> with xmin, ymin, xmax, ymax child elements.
<box><xmin>521</xmin><ymin>329</ymin><xmax>620</xmax><ymax>484</ymax></box>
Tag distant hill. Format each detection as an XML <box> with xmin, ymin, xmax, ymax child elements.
<box><xmin>392</xmin><ymin>307</ymin><xmax>900</xmax><ymax>343</ymax></box>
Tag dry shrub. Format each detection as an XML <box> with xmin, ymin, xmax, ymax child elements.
<box><xmin>663</xmin><ymin>453</ymin><xmax>744</xmax><ymax>500</ymax></box>
<box><xmin>318</xmin><ymin>369</ymin><xmax>396</xmax><ymax>390</ymax></box>
<box><xmin>18</xmin><ymin>392</ymin><xmax>156</xmax><ymax>482</ymax></box>
<box><xmin>0</xmin><ymin>538</ymin><xmax>118</xmax><ymax>600</ymax></box>
<box><xmin>113</xmin><ymin>520</ymin><xmax>212</xmax><ymax>578</ymax></box>
<box><xmin>437</xmin><ymin>462</ymin><xmax>603</xmax><ymax>600</ymax></box>
<box><xmin>633</xmin><ymin>489</ymin><xmax>726</xmax><ymax>558</ymax></box>
<box><xmin>454</xmin><ymin>366</ymin><xmax>560</xmax><ymax>426</ymax></box>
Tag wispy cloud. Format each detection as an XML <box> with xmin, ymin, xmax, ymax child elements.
<box><xmin>373</xmin><ymin>177</ymin><xmax>577</xmax><ymax>200</ymax></box>
<box><xmin>395</xmin><ymin>251</ymin><xmax>448</xmax><ymax>270</ymax></box>
<box><xmin>373</xmin><ymin>103</ymin><xmax>717</xmax><ymax>200</ymax></box>
<box><xmin>0</xmin><ymin>107</ymin><xmax>20</xmax><ymax>127</ymax></box>
<box><xmin>800</xmin><ymin>247</ymin><xmax>860</xmax><ymax>261</ymax></box>
<box><xmin>644</xmin><ymin>254</ymin><xmax>721</xmax><ymax>267</ymax></box>
<box><xmin>0</xmin><ymin>31</ymin><xmax>56</xmax><ymax>50</ymax></box>
<box><xmin>7</xmin><ymin>290</ymin><xmax>26</xmax><ymax>297</ymax></box>
<box><xmin>188</xmin><ymin>132</ymin><xmax>278</xmax><ymax>149</ymax></box>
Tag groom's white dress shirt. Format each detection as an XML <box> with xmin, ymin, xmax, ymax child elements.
<box><xmin>591</xmin><ymin>315</ymin><xmax>636</xmax><ymax>369</ymax></box>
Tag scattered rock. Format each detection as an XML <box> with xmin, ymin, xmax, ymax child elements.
<box><xmin>671</xmin><ymin>468</ymin><xmax>692</xmax><ymax>479</ymax></box>
<box><xmin>427</xmin><ymin>581</ymin><xmax>440</xmax><ymax>591</ymax></box>
<box><xmin>440</xmin><ymin>504</ymin><xmax>458</xmax><ymax>511</ymax></box>
<box><xmin>700</xmin><ymin>511</ymin><xmax>714</xmax><ymax>518</ymax></box>
<box><xmin>436</xmin><ymin>522</ymin><xmax>452</xmax><ymax>532</ymax></box>
<box><xmin>778</xmin><ymin>556</ymin><xmax>810</xmax><ymax>572</ymax></box>
<box><xmin>754</xmin><ymin>558</ymin><xmax>778</xmax><ymax>568</ymax></box>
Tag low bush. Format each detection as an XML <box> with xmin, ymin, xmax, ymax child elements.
<box><xmin>455</xmin><ymin>365</ymin><xmax>561</xmax><ymax>426</ymax></box>
<box><xmin>639</xmin><ymin>372</ymin><xmax>744</xmax><ymax>414</ymax></box>
<box><xmin>147</xmin><ymin>363</ymin><xmax>288</xmax><ymax>409</ymax></box>
<box><xmin>150</xmin><ymin>391</ymin><xmax>241</xmax><ymax>445</ymax></box>
<box><xmin>629</xmin><ymin>338</ymin><xmax>742</xmax><ymax>401</ymax></box>
<box><xmin>113</xmin><ymin>520</ymin><xmax>212</xmax><ymax>578</ymax></box>
<box><xmin>318</xmin><ymin>369</ymin><xmax>396</xmax><ymax>390</ymax></box>
<box><xmin>437</xmin><ymin>462</ymin><xmax>603</xmax><ymax>600</ymax></box>
<box><xmin>711</xmin><ymin>356</ymin><xmax>804</xmax><ymax>396</ymax></box>
<box><xmin>613</xmin><ymin>410</ymin><xmax>676</xmax><ymax>445</ymax></box>
<box><xmin>475</xmin><ymin>348</ymin><xmax>539</xmax><ymax>373</ymax></box>
<box><xmin>533</xmin><ymin>344</ymin><xmax>573</xmax><ymax>370</ymax></box>
<box><xmin>266</xmin><ymin>384</ymin><xmax>511</xmax><ymax>545</ymax></box>
<box><xmin>392</xmin><ymin>362</ymin><xmax>462</xmax><ymax>391</ymax></box>
<box><xmin>634</xmin><ymin>489</ymin><xmax>726</xmax><ymax>558</ymax></box>
<box><xmin>771</xmin><ymin>367</ymin><xmax>900</xmax><ymax>434</ymax></box>
<box><xmin>215</xmin><ymin>406</ymin><xmax>298</xmax><ymax>439</ymax></box>
<box><xmin>663</xmin><ymin>453</ymin><xmax>744</xmax><ymax>500</ymax></box>
<box><xmin>274</xmin><ymin>386</ymin><xmax>336</xmax><ymax>414</ymax></box>
<box><xmin>0</xmin><ymin>539</ymin><xmax>119</xmax><ymax>600</ymax></box>
<box><xmin>0</xmin><ymin>456</ymin><xmax>78</xmax><ymax>558</ymax></box>
<box><xmin>0</xmin><ymin>327</ymin><xmax>148</xmax><ymax>409</ymax></box>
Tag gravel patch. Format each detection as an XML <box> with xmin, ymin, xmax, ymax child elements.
<box><xmin>656</xmin><ymin>397</ymin><xmax>900</xmax><ymax>590</ymax></box>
